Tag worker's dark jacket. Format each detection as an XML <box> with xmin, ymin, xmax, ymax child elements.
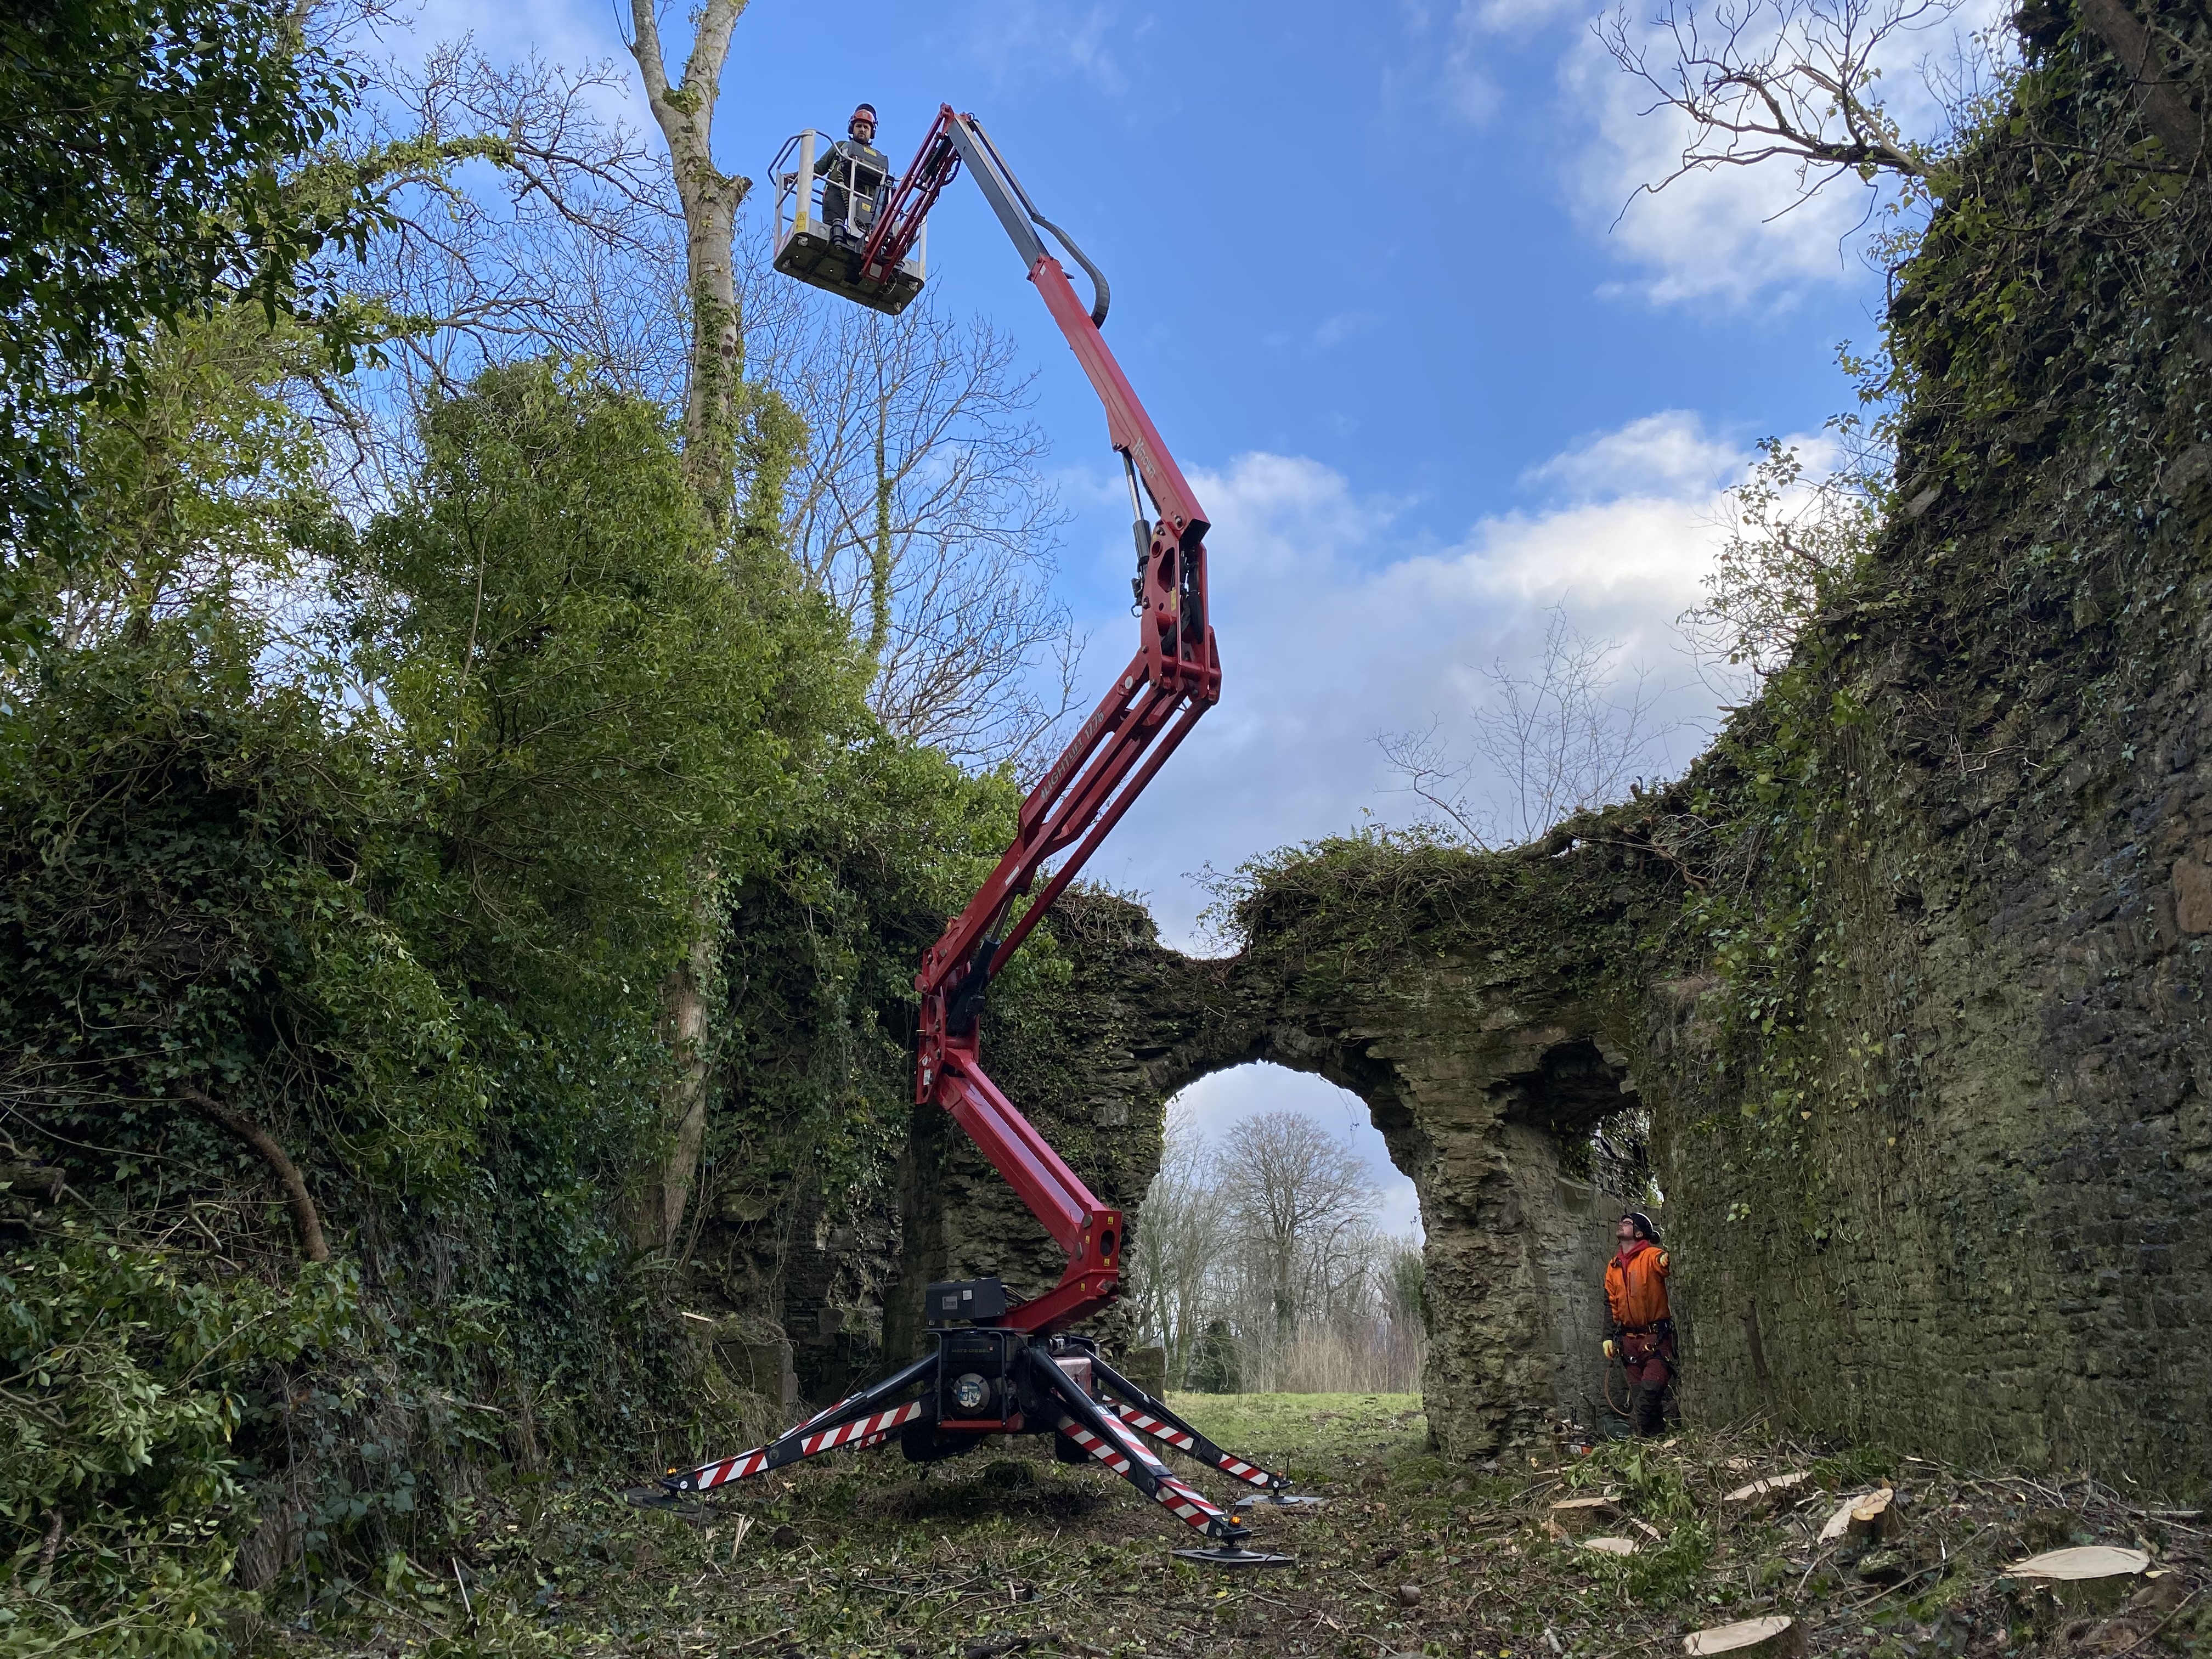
<box><xmin>816</xmin><ymin>137</ymin><xmax>889</xmax><ymax>234</ymax></box>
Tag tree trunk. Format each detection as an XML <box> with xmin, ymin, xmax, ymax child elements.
<box><xmin>624</xmin><ymin>0</ymin><xmax>751</xmax><ymax>1251</ymax></box>
<box><xmin>638</xmin><ymin>914</ymin><xmax>716</xmax><ymax>1249</ymax></box>
<box><xmin>2076</xmin><ymin>0</ymin><xmax>2203</xmax><ymax>168</ymax></box>
<box><xmin>870</xmin><ymin>388</ymin><xmax>894</xmax><ymax>660</ymax></box>
<box><xmin>627</xmin><ymin>0</ymin><xmax>752</xmax><ymax>520</ymax></box>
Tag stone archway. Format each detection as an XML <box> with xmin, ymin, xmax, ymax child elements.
<box><xmin>889</xmin><ymin>889</ymin><xmax>1653</xmax><ymax>1460</ymax></box>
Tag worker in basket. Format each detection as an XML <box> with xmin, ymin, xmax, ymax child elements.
<box><xmin>1602</xmin><ymin>1210</ymin><xmax>1676</xmax><ymax>1435</ymax></box>
<box><xmin>818</xmin><ymin>103</ymin><xmax>890</xmax><ymax>242</ymax></box>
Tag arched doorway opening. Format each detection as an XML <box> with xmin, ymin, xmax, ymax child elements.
<box><xmin>1128</xmin><ymin>1061</ymin><xmax>1426</xmax><ymax>1397</ymax></box>
<box><xmin>1492</xmin><ymin>1037</ymin><xmax>1656</xmax><ymax>1437</ymax></box>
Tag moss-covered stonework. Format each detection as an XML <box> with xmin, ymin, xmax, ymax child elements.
<box><xmin>894</xmin><ymin>878</ymin><xmax>1659</xmax><ymax>1460</ymax></box>
<box><xmin>901</xmin><ymin>0</ymin><xmax>2212</xmax><ymax>1493</ymax></box>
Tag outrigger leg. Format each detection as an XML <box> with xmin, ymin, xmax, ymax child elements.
<box><xmin>631</xmin><ymin>1330</ymin><xmax>1299</xmax><ymax>1566</ymax></box>
<box><xmin>1088</xmin><ymin>1353</ymin><xmax>1324</xmax><ymax>1510</ymax></box>
<box><xmin>637</xmin><ymin>1351</ymin><xmax>940</xmax><ymax>1506</ymax></box>
<box><xmin>1025</xmin><ymin>1348</ymin><xmax>1292</xmax><ymax>1567</ymax></box>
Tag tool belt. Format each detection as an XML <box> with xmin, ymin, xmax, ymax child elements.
<box><xmin>1617</xmin><ymin>1320</ymin><xmax>1675</xmax><ymax>1369</ymax></box>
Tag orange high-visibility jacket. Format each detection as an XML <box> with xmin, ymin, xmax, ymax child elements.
<box><xmin>1605</xmin><ymin>1238</ymin><xmax>1672</xmax><ymax>1331</ymax></box>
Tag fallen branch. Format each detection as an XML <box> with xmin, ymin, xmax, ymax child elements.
<box><xmin>177</xmin><ymin>1088</ymin><xmax>329</xmax><ymax>1263</ymax></box>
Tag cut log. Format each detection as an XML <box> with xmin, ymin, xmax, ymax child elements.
<box><xmin>1582</xmin><ymin>1536</ymin><xmax>1638</xmax><ymax>1556</ymax></box>
<box><xmin>1684</xmin><ymin>1616</ymin><xmax>1805</xmax><ymax>1659</ymax></box>
<box><xmin>1724</xmin><ymin>1471</ymin><xmax>1811</xmax><ymax>1509</ymax></box>
<box><xmin>2010</xmin><ymin>1546</ymin><xmax>2151</xmax><ymax>1613</ymax></box>
<box><xmin>1848</xmin><ymin>1488</ymin><xmax>1895</xmax><ymax>1542</ymax></box>
<box><xmin>1549</xmin><ymin>1496</ymin><xmax>1622</xmax><ymax>1537</ymax></box>
<box><xmin>1818</xmin><ymin>1487</ymin><xmax>1895</xmax><ymax>1544</ymax></box>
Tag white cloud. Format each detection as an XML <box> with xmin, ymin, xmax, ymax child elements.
<box><xmin>1072</xmin><ymin>411</ymin><xmax>1762</xmax><ymax>950</ymax></box>
<box><xmin>1525</xmin><ymin>409</ymin><xmax>1742</xmax><ymax>499</ymax></box>
<box><xmin>1559</xmin><ymin>32</ymin><xmax>1883</xmax><ymax>306</ymax></box>
<box><xmin>1377</xmin><ymin>0</ymin><xmax>1502</xmax><ymax>132</ymax></box>
<box><xmin>1550</xmin><ymin>0</ymin><xmax>2015</xmax><ymax>306</ymax></box>
<box><xmin>1467</xmin><ymin>0</ymin><xmax>1586</xmax><ymax>38</ymax></box>
<box><xmin>1313</xmin><ymin>310</ymin><xmax>1384</xmax><ymax>349</ymax></box>
<box><xmin>965</xmin><ymin>1</ymin><xmax>1136</xmax><ymax>95</ymax></box>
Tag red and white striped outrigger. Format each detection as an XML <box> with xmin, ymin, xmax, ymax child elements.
<box><xmin>644</xmin><ymin>1335</ymin><xmax>1319</xmax><ymax>1565</ymax></box>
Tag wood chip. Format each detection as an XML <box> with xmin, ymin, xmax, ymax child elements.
<box><xmin>1723</xmin><ymin>1471</ymin><xmax>1810</xmax><ymax>1504</ymax></box>
<box><xmin>1684</xmin><ymin>1616</ymin><xmax>1804</xmax><ymax>1658</ymax></box>
<box><xmin>1582</xmin><ymin>1536</ymin><xmax>1638</xmax><ymax>1556</ymax></box>
<box><xmin>2011</xmin><ymin>1546</ymin><xmax>2151</xmax><ymax>1581</ymax></box>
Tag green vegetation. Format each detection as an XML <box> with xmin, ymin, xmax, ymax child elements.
<box><xmin>0</xmin><ymin>38</ymin><xmax>1021</xmax><ymax>1637</ymax></box>
<box><xmin>6</xmin><ymin>0</ymin><xmax>2211</xmax><ymax>1645</ymax></box>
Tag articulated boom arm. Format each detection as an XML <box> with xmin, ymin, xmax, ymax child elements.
<box><xmin>893</xmin><ymin>106</ymin><xmax>1221</xmax><ymax>1336</ymax></box>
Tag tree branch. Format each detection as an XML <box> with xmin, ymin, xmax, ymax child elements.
<box><xmin>178</xmin><ymin>1086</ymin><xmax>330</xmax><ymax>1263</ymax></box>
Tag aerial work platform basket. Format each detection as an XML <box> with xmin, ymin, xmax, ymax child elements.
<box><xmin>770</xmin><ymin>128</ymin><xmax>927</xmax><ymax>315</ymax></box>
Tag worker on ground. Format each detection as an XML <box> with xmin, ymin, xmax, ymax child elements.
<box><xmin>1602</xmin><ymin>1210</ymin><xmax>1674</xmax><ymax>1436</ymax></box>
<box><xmin>818</xmin><ymin>103</ymin><xmax>890</xmax><ymax>241</ymax></box>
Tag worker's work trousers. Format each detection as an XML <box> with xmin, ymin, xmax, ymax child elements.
<box><xmin>1620</xmin><ymin>1329</ymin><xmax>1675</xmax><ymax>1436</ymax></box>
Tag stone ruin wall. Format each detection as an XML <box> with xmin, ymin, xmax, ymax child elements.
<box><xmin>888</xmin><ymin>896</ymin><xmax>1671</xmax><ymax>1462</ymax></box>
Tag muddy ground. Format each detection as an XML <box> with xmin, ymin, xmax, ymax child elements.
<box><xmin>266</xmin><ymin>1392</ymin><xmax>2210</xmax><ymax>1659</ymax></box>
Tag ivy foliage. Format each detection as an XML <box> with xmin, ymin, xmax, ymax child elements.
<box><xmin>0</xmin><ymin>345</ymin><xmax>1006</xmax><ymax>1637</ymax></box>
<box><xmin>0</xmin><ymin>1228</ymin><xmax>358</xmax><ymax>1657</ymax></box>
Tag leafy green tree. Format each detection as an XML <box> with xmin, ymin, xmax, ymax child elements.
<box><xmin>0</xmin><ymin>0</ymin><xmax>375</xmax><ymax>653</ymax></box>
<box><xmin>351</xmin><ymin>358</ymin><xmax>862</xmax><ymax>1251</ymax></box>
<box><xmin>0</xmin><ymin>1232</ymin><xmax>357</xmax><ymax>1656</ymax></box>
<box><xmin>357</xmin><ymin>360</ymin><xmax>841</xmax><ymax>968</ymax></box>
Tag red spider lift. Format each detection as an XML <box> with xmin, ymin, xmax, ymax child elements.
<box><xmin>645</xmin><ymin>108</ymin><xmax>1320</xmax><ymax>1568</ymax></box>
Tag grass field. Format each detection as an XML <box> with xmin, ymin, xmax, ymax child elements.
<box><xmin>255</xmin><ymin>1393</ymin><xmax>2208</xmax><ymax>1659</ymax></box>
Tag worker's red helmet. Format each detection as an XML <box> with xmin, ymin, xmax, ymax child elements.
<box><xmin>849</xmin><ymin>103</ymin><xmax>877</xmax><ymax>133</ymax></box>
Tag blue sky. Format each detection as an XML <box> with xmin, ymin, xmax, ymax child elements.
<box><xmin>402</xmin><ymin>0</ymin><xmax>1930</xmax><ymax>1228</ymax></box>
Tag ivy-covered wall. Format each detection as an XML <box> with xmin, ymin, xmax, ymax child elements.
<box><xmin>898</xmin><ymin>874</ymin><xmax>1658</xmax><ymax>1459</ymax></box>
<box><xmin>1651</xmin><ymin>0</ymin><xmax>2212</xmax><ymax>1487</ymax></box>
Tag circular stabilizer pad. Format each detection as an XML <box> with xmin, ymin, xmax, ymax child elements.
<box><xmin>620</xmin><ymin>1486</ymin><xmax>709</xmax><ymax>1521</ymax></box>
<box><xmin>1239</xmin><ymin>1492</ymin><xmax>1326</xmax><ymax>1509</ymax></box>
<box><xmin>1172</xmin><ymin>1545</ymin><xmax>1296</xmax><ymax>1568</ymax></box>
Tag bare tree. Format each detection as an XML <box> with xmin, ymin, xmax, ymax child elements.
<box><xmin>625</xmin><ymin>0</ymin><xmax>750</xmax><ymax>518</ymax></box>
<box><xmin>1127</xmin><ymin>1107</ymin><xmax>1228</xmax><ymax>1388</ymax></box>
<box><xmin>1598</xmin><ymin>0</ymin><xmax>1962</xmax><ymax>207</ymax></box>
<box><xmin>1216</xmin><ymin>1111</ymin><xmax>1380</xmax><ymax>1342</ymax></box>
<box><xmin>308</xmin><ymin>42</ymin><xmax>685</xmax><ymax>507</ymax></box>
<box><xmin>1596</xmin><ymin>0</ymin><xmax>2205</xmax><ymax>227</ymax></box>
<box><xmin>1381</xmin><ymin>604</ymin><xmax>1675</xmax><ymax>849</ymax></box>
<box><xmin>1130</xmin><ymin>1101</ymin><xmax>1427</xmax><ymax>1393</ymax></box>
<box><xmin>746</xmin><ymin>286</ymin><xmax>1080</xmax><ymax>772</ymax></box>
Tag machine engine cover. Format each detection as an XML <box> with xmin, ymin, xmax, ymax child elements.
<box><xmin>925</xmin><ymin>1277</ymin><xmax>1009</xmax><ymax>1325</ymax></box>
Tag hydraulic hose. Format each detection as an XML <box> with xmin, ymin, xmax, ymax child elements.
<box><xmin>1031</xmin><ymin>213</ymin><xmax>1110</xmax><ymax>328</ymax></box>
